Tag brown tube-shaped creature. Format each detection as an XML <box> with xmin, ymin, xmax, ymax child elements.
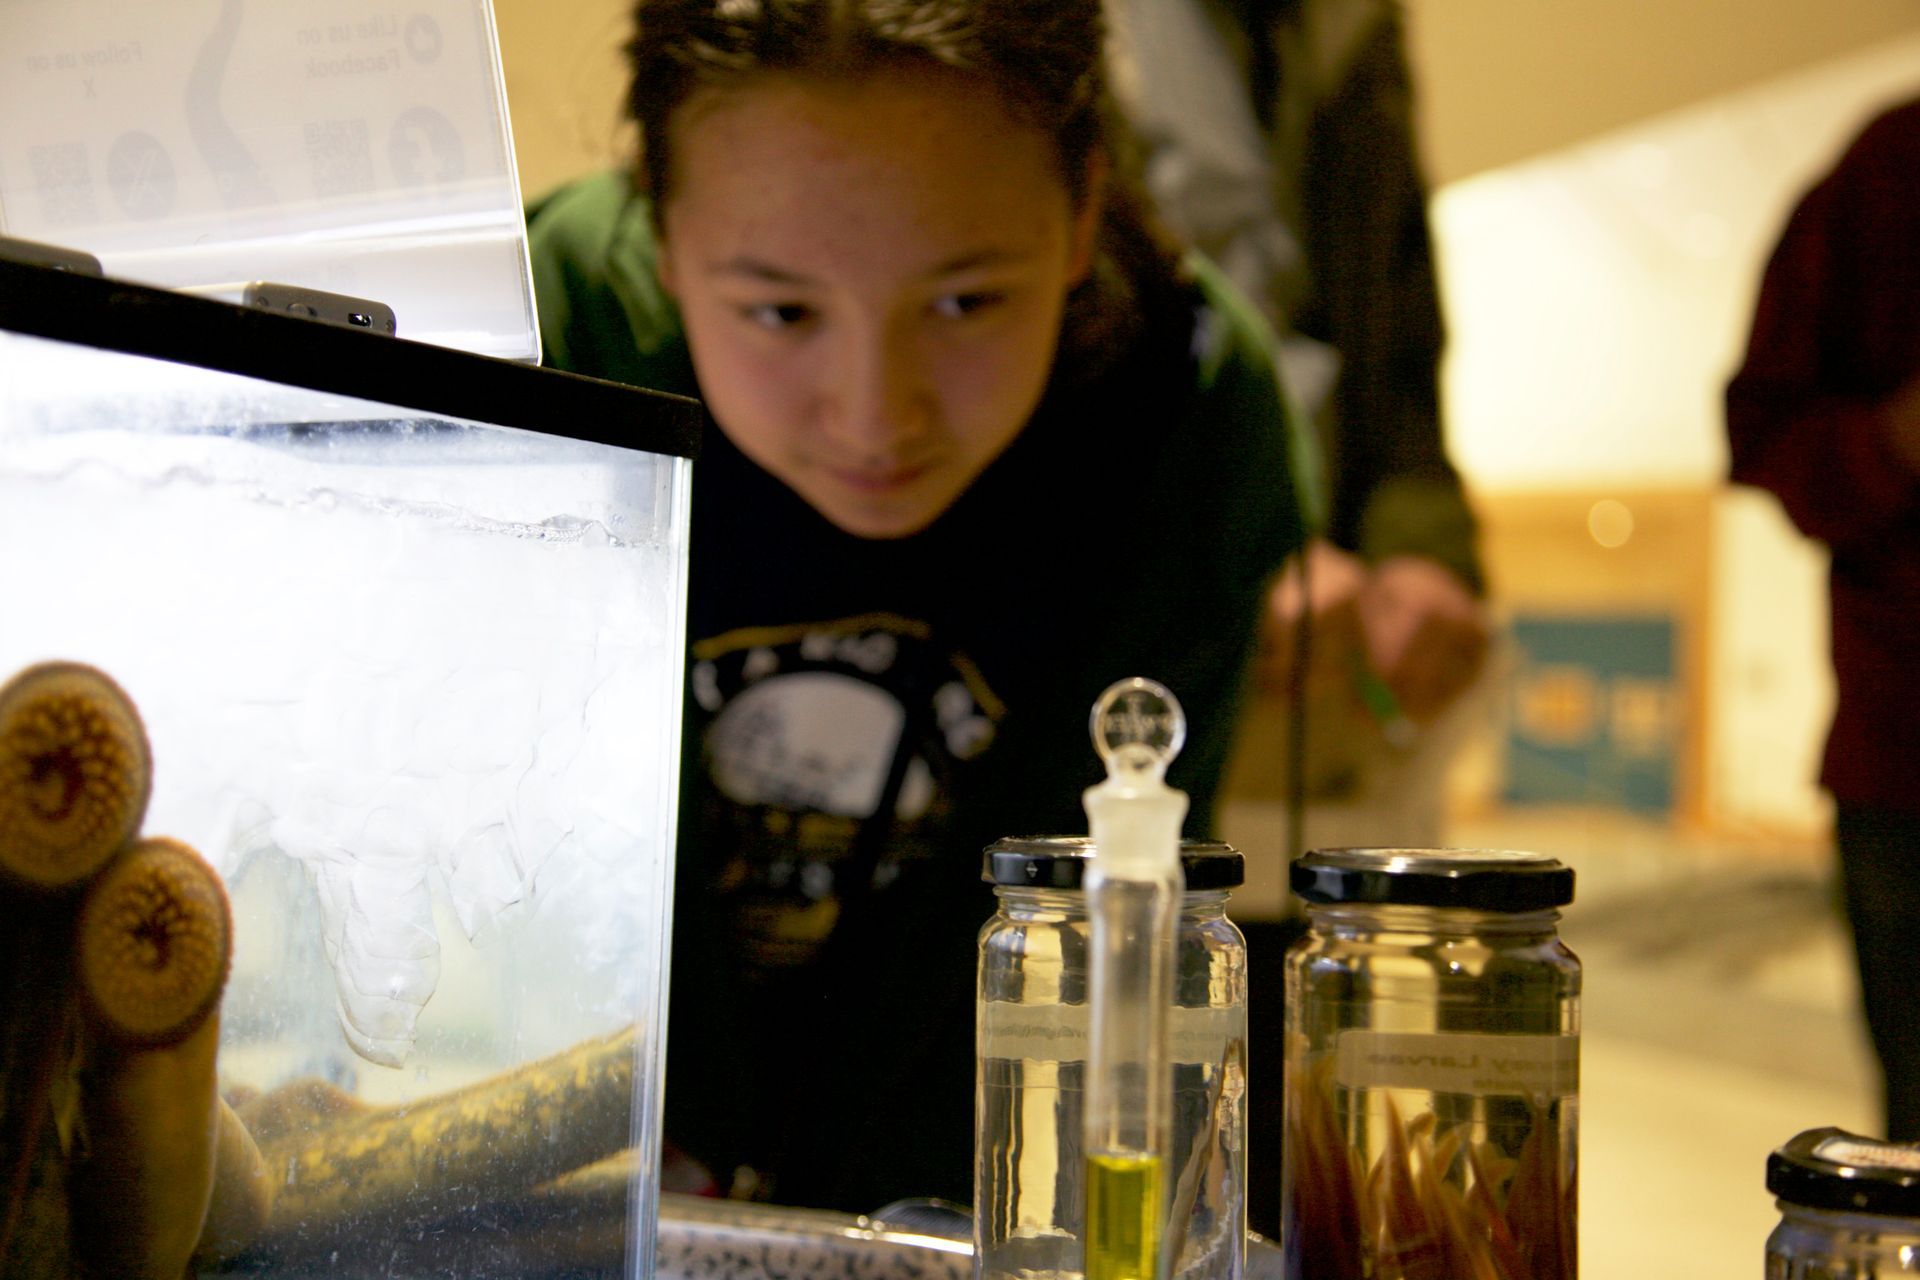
<box><xmin>0</xmin><ymin>1111</ymin><xmax>73</xmax><ymax>1280</ymax></box>
<box><xmin>0</xmin><ymin>660</ymin><xmax>153</xmax><ymax>1271</ymax></box>
<box><xmin>68</xmin><ymin>835</ymin><xmax>238</xmax><ymax>1280</ymax></box>
<box><xmin>252</xmin><ymin>1024</ymin><xmax>638</xmax><ymax>1249</ymax></box>
<box><xmin>69</xmin><ymin>1013</ymin><xmax>222</xmax><ymax>1280</ymax></box>
<box><xmin>193</xmin><ymin>1096</ymin><xmax>275</xmax><ymax>1265</ymax></box>
<box><xmin>0</xmin><ymin>660</ymin><xmax>152</xmax><ymax>891</ymax></box>
<box><xmin>74</xmin><ymin>836</ymin><xmax>231</xmax><ymax>1047</ymax></box>
<box><xmin>0</xmin><ymin>920</ymin><xmax>79</xmax><ymax>1275</ymax></box>
<box><xmin>233</xmin><ymin>1076</ymin><xmax>368</xmax><ymax>1149</ymax></box>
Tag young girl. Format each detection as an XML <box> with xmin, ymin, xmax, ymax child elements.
<box><xmin>526</xmin><ymin>0</ymin><xmax>1314</xmax><ymax>1211</ymax></box>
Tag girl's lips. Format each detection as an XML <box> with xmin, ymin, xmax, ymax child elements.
<box><xmin>828</xmin><ymin>462</ymin><xmax>932</xmax><ymax>493</ymax></box>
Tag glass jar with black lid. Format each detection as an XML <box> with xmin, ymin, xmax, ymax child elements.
<box><xmin>1766</xmin><ymin>1127</ymin><xmax>1920</xmax><ymax>1276</ymax></box>
<box><xmin>1282</xmin><ymin>848</ymin><xmax>1580</xmax><ymax>1280</ymax></box>
<box><xmin>975</xmin><ymin>836</ymin><xmax>1247</xmax><ymax>1280</ymax></box>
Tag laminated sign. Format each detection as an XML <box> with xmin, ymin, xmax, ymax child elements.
<box><xmin>0</xmin><ymin>0</ymin><xmax>537</xmax><ymax>358</ymax></box>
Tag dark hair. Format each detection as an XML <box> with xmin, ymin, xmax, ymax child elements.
<box><xmin>623</xmin><ymin>0</ymin><xmax>1186</xmax><ymax>382</ymax></box>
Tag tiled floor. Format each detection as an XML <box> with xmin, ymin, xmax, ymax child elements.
<box><xmin>1448</xmin><ymin>808</ymin><xmax>1878</xmax><ymax>1278</ymax></box>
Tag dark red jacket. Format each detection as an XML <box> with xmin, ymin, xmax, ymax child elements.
<box><xmin>1726</xmin><ymin>97</ymin><xmax>1920</xmax><ymax>811</ymax></box>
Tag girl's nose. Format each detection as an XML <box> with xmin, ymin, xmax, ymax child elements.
<box><xmin>826</xmin><ymin>327</ymin><xmax>932</xmax><ymax>455</ymax></box>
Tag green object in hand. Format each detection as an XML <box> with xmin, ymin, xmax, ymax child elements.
<box><xmin>1356</xmin><ymin>672</ymin><xmax>1417</xmax><ymax>750</ymax></box>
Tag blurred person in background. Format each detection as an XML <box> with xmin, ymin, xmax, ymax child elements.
<box><xmin>1725</xmin><ymin>92</ymin><xmax>1920</xmax><ymax>1142</ymax></box>
<box><xmin>1105</xmin><ymin>0</ymin><xmax>1490</xmax><ymax>1233</ymax></box>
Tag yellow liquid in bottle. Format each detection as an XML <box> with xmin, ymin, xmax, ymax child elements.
<box><xmin>1085</xmin><ymin>1150</ymin><xmax>1165</xmax><ymax>1280</ymax></box>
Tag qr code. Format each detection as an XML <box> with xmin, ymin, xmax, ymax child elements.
<box><xmin>305</xmin><ymin>118</ymin><xmax>375</xmax><ymax>197</ymax></box>
<box><xmin>28</xmin><ymin>142</ymin><xmax>96</xmax><ymax>226</ymax></box>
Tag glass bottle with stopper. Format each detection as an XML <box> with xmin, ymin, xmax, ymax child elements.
<box><xmin>1082</xmin><ymin>677</ymin><xmax>1188</xmax><ymax>1280</ymax></box>
<box><xmin>972</xmin><ymin>675</ymin><xmax>1248</xmax><ymax>1280</ymax></box>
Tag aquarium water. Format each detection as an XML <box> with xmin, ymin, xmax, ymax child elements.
<box><xmin>0</xmin><ymin>334</ymin><xmax>689</xmax><ymax>1097</ymax></box>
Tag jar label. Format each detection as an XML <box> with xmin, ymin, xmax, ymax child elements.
<box><xmin>1332</xmin><ymin>1029</ymin><xmax>1578</xmax><ymax>1097</ymax></box>
<box><xmin>978</xmin><ymin>1001</ymin><xmax>1245</xmax><ymax>1066</ymax></box>
<box><xmin>1814</xmin><ymin>1136</ymin><xmax>1920</xmax><ymax>1172</ymax></box>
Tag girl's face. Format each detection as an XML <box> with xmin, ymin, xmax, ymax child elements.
<box><xmin>655</xmin><ymin>67</ymin><xmax>1102</xmax><ymax>539</ymax></box>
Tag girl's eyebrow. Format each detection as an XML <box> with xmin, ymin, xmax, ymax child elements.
<box><xmin>710</xmin><ymin>256</ymin><xmax>815</xmax><ymax>284</ymax></box>
<box><xmin>923</xmin><ymin>247</ymin><xmax>1035</xmax><ymax>278</ymax></box>
<box><xmin>708</xmin><ymin>246</ymin><xmax>1040</xmax><ymax>284</ymax></box>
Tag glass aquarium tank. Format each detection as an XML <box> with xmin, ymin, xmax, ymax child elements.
<box><xmin>0</xmin><ymin>258</ymin><xmax>700</xmax><ymax>1278</ymax></box>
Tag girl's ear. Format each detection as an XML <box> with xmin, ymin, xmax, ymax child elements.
<box><xmin>1067</xmin><ymin>151</ymin><xmax>1109</xmax><ymax>287</ymax></box>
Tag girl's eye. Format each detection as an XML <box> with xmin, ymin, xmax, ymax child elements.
<box><xmin>931</xmin><ymin>291</ymin><xmax>1004</xmax><ymax>320</ymax></box>
<box><xmin>744</xmin><ymin>303</ymin><xmax>814</xmax><ymax>330</ymax></box>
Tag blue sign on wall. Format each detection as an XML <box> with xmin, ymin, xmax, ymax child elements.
<box><xmin>1504</xmin><ymin>614</ymin><xmax>1680</xmax><ymax>814</ymax></box>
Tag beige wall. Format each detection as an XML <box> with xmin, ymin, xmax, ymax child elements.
<box><xmin>494</xmin><ymin>0</ymin><xmax>632</xmax><ymax>202</ymax></box>
<box><xmin>1402</xmin><ymin>0</ymin><xmax>1920</xmax><ymax>184</ymax></box>
<box><xmin>495</xmin><ymin>1</ymin><xmax>1920</xmax><ymax>200</ymax></box>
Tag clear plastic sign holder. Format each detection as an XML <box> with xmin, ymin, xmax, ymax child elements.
<box><xmin>0</xmin><ymin>0</ymin><xmax>539</xmax><ymax>361</ymax></box>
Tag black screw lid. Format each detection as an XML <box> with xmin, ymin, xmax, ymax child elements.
<box><xmin>983</xmin><ymin>836</ymin><xmax>1244</xmax><ymax>890</ymax></box>
<box><xmin>1768</xmin><ymin>1128</ymin><xmax>1920</xmax><ymax>1218</ymax></box>
<box><xmin>1290</xmin><ymin>847</ymin><xmax>1574</xmax><ymax>912</ymax></box>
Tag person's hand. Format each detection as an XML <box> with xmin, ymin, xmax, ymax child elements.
<box><xmin>1256</xmin><ymin>540</ymin><xmax>1368</xmax><ymax>703</ymax></box>
<box><xmin>1881</xmin><ymin>370</ymin><xmax>1920</xmax><ymax>474</ymax></box>
<box><xmin>1357</xmin><ymin>555</ymin><xmax>1490</xmax><ymax>724</ymax></box>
